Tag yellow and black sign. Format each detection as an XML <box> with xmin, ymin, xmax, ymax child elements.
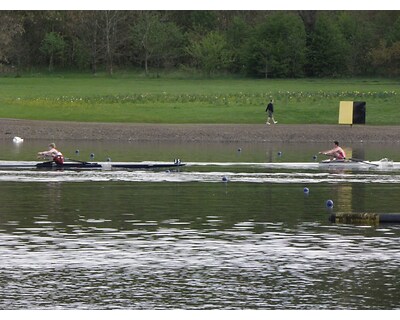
<box><xmin>339</xmin><ymin>101</ymin><xmax>366</xmax><ymax>125</ymax></box>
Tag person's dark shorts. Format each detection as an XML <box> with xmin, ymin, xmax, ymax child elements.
<box><xmin>53</xmin><ymin>155</ymin><xmax>64</xmax><ymax>165</ymax></box>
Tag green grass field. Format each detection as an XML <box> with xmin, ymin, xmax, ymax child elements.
<box><xmin>0</xmin><ymin>73</ymin><xmax>399</xmax><ymax>125</ymax></box>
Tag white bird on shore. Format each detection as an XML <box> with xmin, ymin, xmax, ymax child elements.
<box><xmin>13</xmin><ymin>136</ymin><xmax>24</xmax><ymax>143</ymax></box>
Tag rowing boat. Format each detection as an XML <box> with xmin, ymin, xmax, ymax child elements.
<box><xmin>185</xmin><ymin>158</ymin><xmax>395</xmax><ymax>170</ymax></box>
<box><xmin>0</xmin><ymin>158</ymin><xmax>395</xmax><ymax>171</ymax></box>
<box><xmin>0</xmin><ymin>160</ymin><xmax>185</xmax><ymax>170</ymax></box>
<box><xmin>318</xmin><ymin>158</ymin><xmax>380</xmax><ymax>168</ymax></box>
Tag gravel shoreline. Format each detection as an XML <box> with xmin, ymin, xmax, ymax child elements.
<box><xmin>1</xmin><ymin>118</ymin><xmax>399</xmax><ymax>143</ymax></box>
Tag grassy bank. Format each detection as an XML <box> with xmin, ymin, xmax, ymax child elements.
<box><xmin>0</xmin><ymin>74</ymin><xmax>399</xmax><ymax>124</ymax></box>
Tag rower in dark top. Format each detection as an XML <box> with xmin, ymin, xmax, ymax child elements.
<box><xmin>38</xmin><ymin>143</ymin><xmax>65</xmax><ymax>165</ymax></box>
<box><xmin>319</xmin><ymin>141</ymin><xmax>346</xmax><ymax>160</ymax></box>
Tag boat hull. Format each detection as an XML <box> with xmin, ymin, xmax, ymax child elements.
<box><xmin>0</xmin><ymin>161</ymin><xmax>185</xmax><ymax>170</ymax></box>
<box><xmin>0</xmin><ymin>159</ymin><xmax>395</xmax><ymax>171</ymax></box>
<box><xmin>318</xmin><ymin>159</ymin><xmax>381</xmax><ymax>169</ymax></box>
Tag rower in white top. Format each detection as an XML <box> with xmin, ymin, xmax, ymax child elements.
<box><xmin>37</xmin><ymin>143</ymin><xmax>65</xmax><ymax>165</ymax></box>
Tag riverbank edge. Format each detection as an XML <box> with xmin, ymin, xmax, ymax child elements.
<box><xmin>1</xmin><ymin>118</ymin><xmax>399</xmax><ymax>143</ymax></box>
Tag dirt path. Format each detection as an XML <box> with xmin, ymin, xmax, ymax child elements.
<box><xmin>1</xmin><ymin>118</ymin><xmax>399</xmax><ymax>143</ymax></box>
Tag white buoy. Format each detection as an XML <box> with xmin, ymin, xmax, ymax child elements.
<box><xmin>13</xmin><ymin>136</ymin><xmax>24</xmax><ymax>143</ymax></box>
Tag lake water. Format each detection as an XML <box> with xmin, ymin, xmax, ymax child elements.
<box><xmin>1</xmin><ymin>139</ymin><xmax>400</xmax><ymax>310</ymax></box>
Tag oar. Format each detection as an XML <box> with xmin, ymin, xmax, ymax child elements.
<box><xmin>348</xmin><ymin>157</ymin><xmax>379</xmax><ymax>167</ymax></box>
<box><xmin>67</xmin><ymin>149</ymin><xmax>92</xmax><ymax>164</ymax></box>
<box><xmin>65</xmin><ymin>158</ymin><xmax>90</xmax><ymax>164</ymax></box>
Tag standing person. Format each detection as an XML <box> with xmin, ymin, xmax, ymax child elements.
<box><xmin>265</xmin><ymin>99</ymin><xmax>278</xmax><ymax>125</ymax></box>
<box><xmin>319</xmin><ymin>141</ymin><xmax>346</xmax><ymax>160</ymax></box>
<box><xmin>38</xmin><ymin>143</ymin><xmax>64</xmax><ymax>165</ymax></box>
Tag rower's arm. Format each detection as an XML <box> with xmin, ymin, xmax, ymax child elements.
<box><xmin>38</xmin><ymin>151</ymin><xmax>53</xmax><ymax>158</ymax></box>
<box><xmin>320</xmin><ymin>147</ymin><xmax>338</xmax><ymax>155</ymax></box>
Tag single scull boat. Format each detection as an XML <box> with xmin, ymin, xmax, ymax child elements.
<box><xmin>0</xmin><ymin>160</ymin><xmax>185</xmax><ymax>170</ymax></box>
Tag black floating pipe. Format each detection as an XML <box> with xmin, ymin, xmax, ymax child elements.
<box><xmin>329</xmin><ymin>212</ymin><xmax>400</xmax><ymax>224</ymax></box>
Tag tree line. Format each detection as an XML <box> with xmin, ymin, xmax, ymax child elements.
<box><xmin>1</xmin><ymin>10</ymin><xmax>400</xmax><ymax>78</ymax></box>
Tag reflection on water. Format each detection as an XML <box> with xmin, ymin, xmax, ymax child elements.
<box><xmin>1</xmin><ymin>181</ymin><xmax>400</xmax><ymax>309</ymax></box>
<box><xmin>1</xmin><ymin>140</ymin><xmax>400</xmax><ymax>309</ymax></box>
<box><xmin>1</xmin><ymin>139</ymin><xmax>400</xmax><ymax>163</ymax></box>
<box><xmin>2</xmin><ymin>225</ymin><xmax>400</xmax><ymax>309</ymax></box>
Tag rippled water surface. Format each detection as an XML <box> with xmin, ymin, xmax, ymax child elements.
<box><xmin>1</xmin><ymin>140</ymin><xmax>400</xmax><ymax>309</ymax></box>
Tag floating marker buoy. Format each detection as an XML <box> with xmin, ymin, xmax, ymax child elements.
<box><xmin>303</xmin><ymin>187</ymin><xmax>309</xmax><ymax>194</ymax></box>
<box><xmin>222</xmin><ymin>176</ymin><xmax>229</xmax><ymax>182</ymax></box>
<box><xmin>326</xmin><ymin>200</ymin><xmax>334</xmax><ymax>208</ymax></box>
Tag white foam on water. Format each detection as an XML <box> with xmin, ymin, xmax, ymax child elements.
<box><xmin>0</xmin><ymin>168</ymin><xmax>400</xmax><ymax>184</ymax></box>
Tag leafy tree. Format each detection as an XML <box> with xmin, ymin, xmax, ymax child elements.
<box><xmin>100</xmin><ymin>11</ymin><xmax>130</xmax><ymax>75</ymax></box>
<box><xmin>388</xmin><ymin>41</ymin><xmax>400</xmax><ymax>76</ymax></box>
<box><xmin>308</xmin><ymin>13</ymin><xmax>350</xmax><ymax>77</ymax></box>
<box><xmin>3</xmin><ymin>10</ymin><xmax>400</xmax><ymax>78</ymax></box>
<box><xmin>21</xmin><ymin>11</ymin><xmax>69</xmax><ymax>69</ymax></box>
<box><xmin>187</xmin><ymin>11</ymin><xmax>218</xmax><ymax>34</ymax></box>
<box><xmin>0</xmin><ymin>12</ymin><xmax>24</xmax><ymax>71</ymax></box>
<box><xmin>337</xmin><ymin>12</ymin><xmax>375</xmax><ymax>75</ymax></box>
<box><xmin>243</xmin><ymin>12</ymin><xmax>306</xmax><ymax>78</ymax></box>
<box><xmin>186</xmin><ymin>31</ymin><xmax>232</xmax><ymax>76</ymax></box>
<box><xmin>225</xmin><ymin>15</ymin><xmax>251</xmax><ymax>74</ymax></box>
<box><xmin>367</xmin><ymin>11</ymin><xmax>400</xmax><ymax>42</ymax></box>
<box><xmin>369</xmin><ymin>40</ymin><xmax>400</xmax><ymax>76</ymax></box>
<box><xmin>39</xmin><ymin>31</ymin><xmax>66</xmax><ymax>71</ymax></box>
<box><xmin>61</xmin><ymin>11</ymin><xmax>98</xmax><ymax>72</ymax></box>
<box><xmin>369</xmin><ymin>40</ymin><xmax>389</xmax><ymax>74</ymax></box>
<box><xmin>386</xmin><ymin>16</ymin><xmax>400</xmax><ymax>44</ymax></box>
<box><xmin>131</xmin><ymin>11</ymin><xmax>185</xmax><ymax>75</ymax></box>
<box><xmin>361</xmin><ymin>12</ymin><xmax>400</xmax><ymax>76</ymax></box>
